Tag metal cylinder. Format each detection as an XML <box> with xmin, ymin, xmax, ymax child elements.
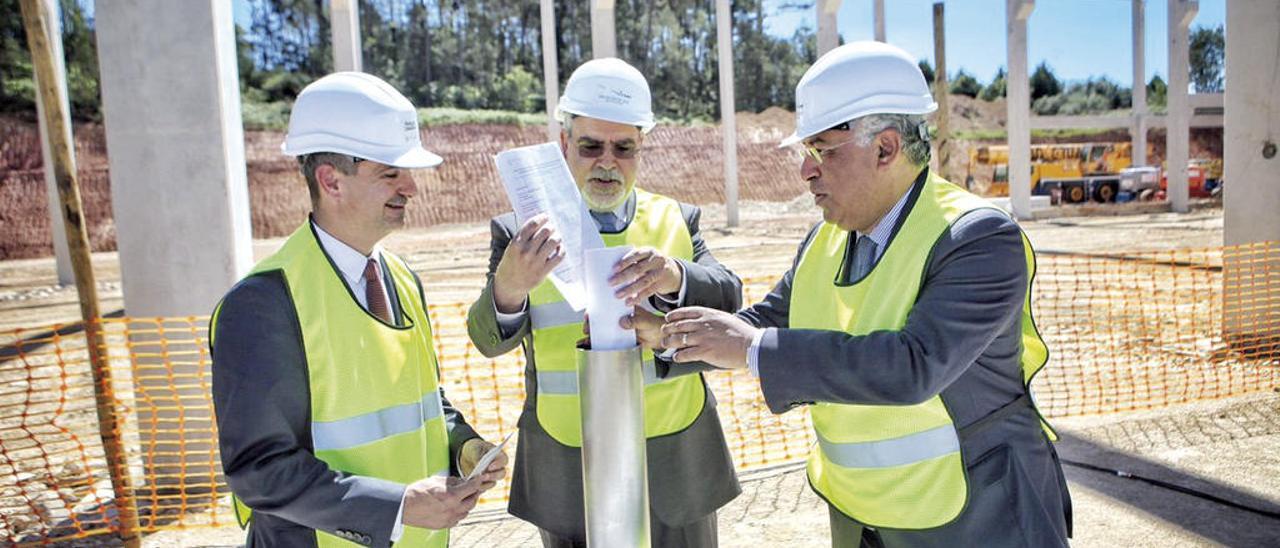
<box><xmin>578</xmin><ymin>345</ymin><xmax>651</xmax><ymax>548</ymax></box>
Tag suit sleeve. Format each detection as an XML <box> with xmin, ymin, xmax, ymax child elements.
<box><xmin>655</xmin><ymin>204</ymin><xmax>745</xmax><ymax>378</ymax></box>
<box><xmin>466</xmin><ymin>215</ymin><xmax>531</xmax><ymax>358</ymax></box>
<box><xmin>664</xmin><ymin>203</ymin><xmax>742</xmax><ymax>312</ymax></box>
<box><xmin>755</xmin><ymin>210</ymin><xmax>1028</xmax><ymax>414</ymax></box>
<box><xmin>211</xmin><ymin>273</ymin><xmax>404</xmax><ymax>547</ymax></box>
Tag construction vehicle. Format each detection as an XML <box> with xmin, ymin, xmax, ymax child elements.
<box><xmin>966</xmin><ymin>142</ymin><xmax>1133</xmax><ymax>204</ymax></box>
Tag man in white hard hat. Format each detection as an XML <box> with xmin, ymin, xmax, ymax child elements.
<box><xmin>656</xmin><ymin>42</ymin><xmax>1072</xmax><ymax>546</ymax></box>
<box><xmin>210</xmin><ymin>72</ymin><xmax>507</xmax><ymax>548</ymax></box>
<box><xmin>466</xmin><ymin>58</ymin><xmax>741</xmax><ymax>547</ymax></box>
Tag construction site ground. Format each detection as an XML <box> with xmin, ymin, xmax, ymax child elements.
<box><xmin>3</xmin><ymin>202</ymin><xmax>1279</xmax><ymax>546</ymax></box>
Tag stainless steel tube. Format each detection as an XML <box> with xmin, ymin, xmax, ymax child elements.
<box><xmin>578</xmin><ymin>345</ymin><xmax>651</xmax><ymax>548</ymax></box>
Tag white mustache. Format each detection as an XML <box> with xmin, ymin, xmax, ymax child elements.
<box><xmin>589</xmin><ymin>167</ymin><xmax>622</xmax><ymax>183</ymax></box>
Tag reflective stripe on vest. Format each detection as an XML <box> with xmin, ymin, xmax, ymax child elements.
<box><xmin>536</xmin><ymin>359</ymin><xmax>662</xmax><ymax>395</ymax></box>
<box><xmin>791</xmin><ymin>172</ymin><xmax>1052</xmax><ymax>530</ymax></box>
<box><xmin>214</xmin><ymin>222</ymin><xmax>451</xmax><ymax>548</ymax></box>
<box><xmin>815</xmin><ymin>424</ymin><xmax>961</xmax><ymax>469</ymax></box>
<box><xmin>530</xmin><ymin>300</ymin><xmax>583</xmax><ymax>330</ymax></box>
<box><xmin>312</xmin><ymin>390</ymin><xmax>444</xmax><ymax>452</ymax></box>
<box><xmin>528</xmin><ymin>189</ymin><xmax>707</xmax><ymax>447</ymax></box>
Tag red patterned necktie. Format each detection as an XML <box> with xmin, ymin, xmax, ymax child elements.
<box><xmin>363</xmin><ymin>258</ymin><xmax>392</xmax><ymax>323</ymax></box>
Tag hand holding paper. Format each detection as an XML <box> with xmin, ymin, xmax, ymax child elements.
<box><xmin>462</xmin><ymin>432</ymin><xmax>515</xmax><ymax>483</ymax></box>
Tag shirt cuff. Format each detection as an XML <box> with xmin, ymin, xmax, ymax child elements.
<box><xmin>493</xmin><ymin>293</ymin><xmax>528</xmax><ymax>338</ymax></box>
<box><xmin>653</xmin><ymin>261</ymin><xmax>687</xmax><ymax>307</ymax></box>
<box><xmin>747</xmin><ymin>328</ymin><xmax>768</xmax><ymax>377</ymax></box>
<box><xmin>391</xmin><ymin>488</ymin><xmax>407</xmax><ymax>542</ymax></box>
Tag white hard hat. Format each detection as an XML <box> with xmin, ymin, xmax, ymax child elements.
<box><xmin>781</xmin><ymin>41</ymin><xmax>937</xmax><ymax>147</ymax></box>
<box><xmin>556</xmin><ymin>58</ymin><xmax>656</xmax><ymax>133</ymax></box>
<box><xmin>283</xmin><ymin>72</ymin><xmax>442</xmax><ymax>168</ymax></box>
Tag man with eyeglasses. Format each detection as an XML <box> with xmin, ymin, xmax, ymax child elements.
<box><xmin>466</xmin><ymin>58</ymin><xmax>742</xmax><ymax>547</ymax></box>
<box><xmin>654</xmin><ymin>42</ymin><xmax>1072</xmax><ymax>547</ymax></box>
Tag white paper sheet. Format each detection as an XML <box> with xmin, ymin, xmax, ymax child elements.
<box><xmin>584</xmin><ymin>246</ymin><xmax>637</xmax><ymax>351</ymax></box>
<box><xmin>494</xmin><ymin>142</ymin><xmax>604</xmax><ymax>311</ymax></box>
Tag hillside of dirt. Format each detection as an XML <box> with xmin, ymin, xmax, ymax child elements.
<box><xmin>1</xmin><ymin>99</ymin><xmax>1224</xmax><ymax>260</ymax></box>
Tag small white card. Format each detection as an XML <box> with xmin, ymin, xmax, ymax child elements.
<box><xmin>584</xmin><ymin>246</ymin><xmax>637</xmax><ymax>351</ymax></box>
<box><xmin>465</xmin><ymin>431</ymin><xmax>515</xmax><ymax>481</ymax></box>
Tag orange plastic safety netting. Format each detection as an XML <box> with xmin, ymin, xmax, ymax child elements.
<box><xmin>2</xmin><ymin>241</ymin><xmax>1278</xmax><ymax>544</ymax></box>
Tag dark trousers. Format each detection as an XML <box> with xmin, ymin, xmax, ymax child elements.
<box><xmin>538</xmin><ymin>511</ymin><xmax>717</xmax><ymax>548</ymax></box>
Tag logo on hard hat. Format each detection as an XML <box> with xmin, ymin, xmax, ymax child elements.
<box><xmin>402</xmin><ymin>119</ymin><xmax>417</xmax><ymax>143</ymax></box>
<box><xmin>595</xmin><ymin>83</ymin><xmax>632</xmax><ymax>106</ymax></box>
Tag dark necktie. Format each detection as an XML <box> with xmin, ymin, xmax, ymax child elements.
<box><xmin>851</xmin><ymin>235</ymin><xmax>878</xmax><ymax>280</ymax></box>
<box><xmin>363</xmin><ymin>258</ymin><xmax>392</xmax><ymax>323</ymax></box>
<box><xmin>592</xmin><ymin>211</ymin><xmax>622</xmax><ymax>232</ymax></box>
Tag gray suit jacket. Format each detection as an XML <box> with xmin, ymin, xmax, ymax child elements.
<box><xmin>466</xmin><ymin>194</ymin><xmax>742</xmax><ymax>538</ymax></box>
<box><xmin>737</xmin><ymin>182</ymin><xmax>1072</xmax><ymax>546</ymax></box>
<box><xmin>211</xmin><ymin>255</ymin><xmax>479</xmax><ymax>548</ymax></box>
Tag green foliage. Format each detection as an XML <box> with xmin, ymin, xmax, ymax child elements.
<box><xmin>1147</xmin><ymin>75</ymin><xmax>1167</xmax><ymax>109</ymax></box>
<box><xmin>1030</xmin><ymin>61</ymin><xmax>1061</xmax><ymax>100</ymax></box>
<box><xmin>418</xmin><ymin>107</ymin><xmax>546</xmax><ymax>127</ymax></box>
<box><xmin>949</xmin><ymin>69</ymin><xmax>981</xmax><ymax>98</ymax></box>
<box><xmin>979</xmin><ymin>67</ymin><xmax>1006</xmax><ymax>101</ymax></box>
<box><xmin>1031</xmin><ymin>76</ymin><xmax>1131</xmax><ymax>116</ymax></box>
<box><xmin>1</xmin><ymin>0</ymin><xmax>100</xmax><ymax>120</ymax></box>
<box><xmin>1189</xmin><ymin>24</ymin><xmax>1224</xmax><ymax>93</ymax></box>
<box><xmin>918</xmin><ymin>60</ymin><xmax>936</xmax><ymax>86</ymax></box>
<box><xmin>241</xmin><ymin>100</ymin><xmax>292</xmax><ymax>130</ymax></box>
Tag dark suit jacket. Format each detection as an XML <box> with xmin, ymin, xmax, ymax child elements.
<box><xmin>736</xmin><ymin>183</ymin><xmax>1072</xmax><ymax>546</ymax></box>
<box><xmin>211</xmin><ymin>253</ymin><xmax>479</xmax><ymax>548</ymax></box>
<box><xmin>466</xmin><ymin>192</ymin><xmax>742</xmax><ymax>538</ymax></box>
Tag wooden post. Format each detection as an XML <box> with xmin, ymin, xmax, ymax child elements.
<box><xmin>18</xmin><ymin>1</ymin><xmax>142</xmax><ymax>546</ymax></box>
<box><xmin>932</xmin><ymin>2</ymin><xmax>951</xmax><ymax>181</ymax></box>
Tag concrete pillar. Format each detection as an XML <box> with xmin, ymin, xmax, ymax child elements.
<box><xmin>330</xmin><ymin>0</ymin><xmax>361</xmax><ymax>72</ymax></box>
<box><xmin>1006</xmin><ymin>0</ymin><xmax>1035</xmax><ymax>219</ymax></box>
<box><xmin>591</xmin><ymin>0</ymin><xmax>616</xmax><ymax>59</ymax></box>
<box><xmin>1224</xmin><ymin>1</ymin><xmax>1280</xmax><ymax>246</ymax></box>
<box><xmin>1132</xmin><ymin>0</ymin><xmax>1148</xmax><ymax>166</ymax></box>
<box><xmin>1167</xmin><ymin>0</ymin><xmax>1197</xmax><ymax>212</ymax></box>
<box><xmin>96</xmin><ymin>0</ymin><xmax>252</xmax><ymax>495</ymax></box>
<box><xmin>817</xmin><ymin>0</ymin><xmax>843</xmax><ymax>56</ymax></box>
<box><xmin>874</xmin><ymin>0</ymin><xmax>886</xmax><ymax>42</ymax></box>
<box><xmin>32</xmin><ymin>0</ymin><xmax>74</xmax><ymax>285</ymax></box>
<box><xmin>1222</xmin><ymin>0</ymin><xmax>1280</xmax><ymax>354</ymax></box>
<box><xmin>716</xmin><ymin>0</ymin><xmax>739</xmax><ymax>228</ymax></box>
<box><xmin>541</xmin><ymin>0</ymin><xmax>560</xmax><ymax>141</ymax></box>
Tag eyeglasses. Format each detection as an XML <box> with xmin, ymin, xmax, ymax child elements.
<box><xmin>800</xmin><ymin>136</ymin><xmax>861</xmax><ymax>165</ymax></box>
<box><xmin>576</xmin><ymin>139</ymin><xmax>639</xmax><ymax>159</ymax></box>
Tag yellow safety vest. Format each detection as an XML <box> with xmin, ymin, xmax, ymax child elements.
<box><xmin>529</xmin><ymin>189</ymin><xmax>706</xmax><ymax>447</ymax></box>
<box><xmin>211</xmin><ymin>223</ymin><xmax>451</xmax><ymax>547</ymax></box>
<box><xmin>790</xmin><ymin>173</ymin><xmax>1052</xmax><ymax>530</ymax></box>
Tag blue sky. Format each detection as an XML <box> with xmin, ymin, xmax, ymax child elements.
<box><xmin>766</xmin><ymin>0</ymin><xmax>1226</xmax><ymax>86</ymax></box>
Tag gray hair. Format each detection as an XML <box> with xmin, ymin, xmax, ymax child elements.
<box><xmin>298</xmin><ymin>152</ymin><xmax>359</xmax><ymax>204</ymax></box>
<box><xmin>559</xmin><ymin>112</ymin><xmax>576</xmax><ymax>136</ymax></box>
<box><xmin>851</xmin><ymin>114</ymin><xmax>931</xmax><ymax>167</ymax></box>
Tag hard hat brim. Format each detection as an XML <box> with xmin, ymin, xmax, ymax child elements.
<box><xmin>384</xmin><ymin>146</ymin><xmax>444</xmax><ymax>169</ymax></box>
<box><xmin>778</xmin><ymin>101</ymin><xmax>938</xmax><ymax>148</ymax></box>
<box><xmin>556</xmin><ymin>103</ymin><xmax>657</xmax><ymax>133</ymax></box>
<box><xmin>282</xmin><ymin>138</ymin><xmax>444</xmax><ymax>169</ymax></box>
